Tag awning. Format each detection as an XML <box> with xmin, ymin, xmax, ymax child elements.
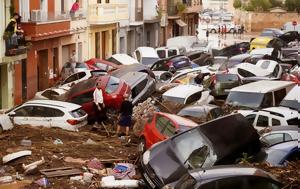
<box><xmin>175</xmin><ymin>19</ymin><xmax>187</xmax><ymax>27</ymax></box>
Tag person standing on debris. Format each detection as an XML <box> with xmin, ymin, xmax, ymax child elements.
<box><xmin>70</xmin><ymin>0</ymin><xmax>80</xmax><ymax>19</ymax></box>
<box><xmin>116</xmin><ymin>94</ymin><xmax>133</xmax><ymax>136</ymax></box>
<box><xmin>93</xmin><ymin>83</ymin><xmax>105</xmax><ymax>125</ymax></box>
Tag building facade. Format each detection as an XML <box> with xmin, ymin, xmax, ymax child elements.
<box><xmin>88</xmin><ymin>0</ymin><xmax>128</xmax><ymax>59</ymax></box>
<box><xmin>0</xmin><ymin>0</ymin><xmax>28</xmax><ymax>109</ymax></box>
<box><xmin>13</xmin><ymin>0</ymin><xmax>88</xmax><ymax>102</ymax></box>
<box><xmin>143</xmin><ymin>0</ymin><xmax>160</xmax><ymax>47</ymax></box>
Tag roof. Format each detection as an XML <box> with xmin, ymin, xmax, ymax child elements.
<box><xmin>111</xmin><ymin>54</ymin><xmax>139</xmax><ymax>65</ymax></box>
<box><xmin>136</xmin><ymin>47</ymin><xmax>159</xmax><ymax>58</ymax></box>
<box><xmin>120</xmin><ymin>72</ymin><xmax>148</xmax><ymax>87</ymax></box>
<box><xmin>24</xmin><ymin>100</ymin><xmax>81</xmax><ymax>111</ymax></box>
<box><xmin>230</xmin><ymin>80</ymin><xmax>295</xmax><ymax>93</ymax></box>
<box><xmin>250</xmin><ymin>48</ymin><xmax>274</xmax><ymax>55</ymax></box>
<box><xmin>262</xmin><ymin>107</ymin><xmax>299</xmax><ymax>119</ymax></box>
<box><xmin>190</xmin><ymin>166</ymin><xmax>277</xmax><ymax>183</ymax></box>
<box><xmin>163</xmin><ymin>85</ymin><xmax>203</xmax><ymax>99</ymax></box>
<box><xmin>158</xmin><ymin>112</ymin><xmax>198</xmax><ymax>127</ymax></box>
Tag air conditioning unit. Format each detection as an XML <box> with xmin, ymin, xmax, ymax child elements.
<box><xmin>31</xmin><ymin>10</ymin><xmax>42</xmax><ymax>22</ymax></box>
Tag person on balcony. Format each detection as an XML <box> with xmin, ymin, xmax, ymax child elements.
<box><xmin>3</xmin><ymin>13</ymin><xmax>24</xmax><ymax>55</ymax></box>
<box><xmin>70</xmin><ymin>0</ymin><xmax>80</xmax><ymax>19</ymax></box>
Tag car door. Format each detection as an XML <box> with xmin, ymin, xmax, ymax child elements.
<box><xmin>148</xmin><ymin>114</ymin><xmax>169</xmax><ymax>146</ymax></box>
<box><xmin>41</xmin><ymin>107</ymin><xmax>65</xmax><ymax>129</ymax></box>
<box><xmin>245</xmin><ymin>114</ymin><xmax>257</xmax><ymax>127</ymax></box>
<box><xmin>255</xmin><ymin>113</ymin><xmax>270</xmax><ymax>130</ymax></box>
<box><xmin>13</xmin><ymin>106</ymin><xmax>51</xmax><ymax>127</ymax></box>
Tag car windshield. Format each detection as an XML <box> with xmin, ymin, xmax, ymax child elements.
<box><xmin>105</xmin><ymin>76</ymin><xmax>120</xmax><ymax>94</ymax></box>
<box><xmin>70</xmin><ymin>108</ymin><xmax>86</xmax><ymax>118</ymax></box>
<box><xmin>226</xmin><ymin>92</ymin><xmax>267</xmax><ymax>109</ymax></box>
<box><xmin>216</xmin><ymin>74</ymin><xmax>239</xmax><ymax>82</ymax></box>
<box><xmin>141</xmin><ymin>57</ymin><xmax>159</xmax><ymax>66</ymax></box>
<box><xmin>280</xmin><ymin>100</ymin><xmax>299</xmax><ymax>111</ymax></box>
<box><xmin>173</xmin><ymin>129</ymin><xmax>211</xmax><ymax>169</ymax></box>
<box><xmin>76</xmin><ymin>63</ymin><xmax>88</xmax><ymax>68</ymax></box>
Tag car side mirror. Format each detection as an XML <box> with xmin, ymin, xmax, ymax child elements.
<box><xmin>8</xmin><ymin>112</ymin><xmax>16</xmax><ymax>117</ymax></box>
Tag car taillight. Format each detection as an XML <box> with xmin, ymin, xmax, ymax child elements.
<box><xmin>67</xmin><ymin>119</ymin><xmax>79</xmax><ymax>125</ymax></box>
<box><xmin>111</xmin><ymin>95</ymin><xmax>117</xmax><ymax>98</ymax></box>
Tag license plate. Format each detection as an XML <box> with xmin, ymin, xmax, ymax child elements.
<box><xmin>143</xmin><ymin>173</ymin><xmax>156</xmax><ymax>188</ymax></box>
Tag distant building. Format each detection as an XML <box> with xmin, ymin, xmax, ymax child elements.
<box><xmin>202</xmin><ymin>0</ymin><xmax>229</xmax><ymax>10</ymax></box>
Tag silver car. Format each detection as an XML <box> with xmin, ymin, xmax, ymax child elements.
<box><xmin>60</xmin><ymin>62</ymin><xmax>89</xmax><ymax>80</ymax></box>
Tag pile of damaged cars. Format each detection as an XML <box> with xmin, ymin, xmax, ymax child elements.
<box><xmin>0</xmin><ymin>28</ymin><xmax>299</xmax><ymax>188</ymax></box>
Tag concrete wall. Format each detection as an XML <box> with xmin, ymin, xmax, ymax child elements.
<box><xmin>234</xmin><ymin>10</ymin><xmax>300</xmax><ymax>32</ymax></box>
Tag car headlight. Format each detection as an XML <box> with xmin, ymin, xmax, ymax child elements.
<box><xmin>143</xmin><ymin>150</ymin><xmax>151</xmax><ymax>165</ymax></box>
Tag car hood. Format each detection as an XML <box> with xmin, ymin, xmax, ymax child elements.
<box><xmin>147</xmin><ymin>141</ymin><xmax>188</xmax><ymax>186</ymax></box>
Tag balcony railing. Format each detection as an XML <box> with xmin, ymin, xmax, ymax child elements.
<box><xmin>88</xmin><ymin>3</ymin><xmax>128</xmax><ymax>24</ymax></box>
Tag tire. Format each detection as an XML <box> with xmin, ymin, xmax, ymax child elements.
<box><xmin>211</xmin><ymin>29</ymin><xmax>216</xmax><ymax>33</ymax></box>
<box><xmin>138</xmin><ymin>137</ymin><xmax>146</xmax><ymax>153</ymax></box>
<box><xmin>229</xmin><ymin>28</ymin><xmax>234</xmax><ymax>33</ymax></box>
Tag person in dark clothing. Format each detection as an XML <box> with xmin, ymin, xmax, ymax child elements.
<box><xmin>116</xmin><ymin>94</ymin><xmax>133</xmax><ymax>136</ymax></box>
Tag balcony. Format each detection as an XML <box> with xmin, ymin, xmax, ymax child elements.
<box><xmin>88</xmin><ymin>3</ymin><xmax>129</xmax><ymax>25</ymax></box>
<box><xmin>70</xmin><ymin>10</ymin><xmax>88</xmax><ymax>33</ymax></box>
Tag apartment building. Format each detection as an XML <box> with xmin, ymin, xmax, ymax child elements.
<box><xmin>0</xmin><ymin>0</ymin><xmax>28</xmax><ymax>109</ymax></box>
<box><xmin>13</xmin><ymin>0</ymin><xmax>88</xmax><ymax>101</ymax></box>
<box><xmin>143</xmin><ymin>0</ymin><xmax>160</xmax><ymax>47</ymax></box>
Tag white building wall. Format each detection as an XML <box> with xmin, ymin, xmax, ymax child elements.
<box><xmin>143</xmin><ymin>0</ymin><xmax>158</xmax><ymax>20</ymax></box>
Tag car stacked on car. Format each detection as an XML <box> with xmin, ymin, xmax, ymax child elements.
<box><xmin>1</xmin><ymin>21</ymin><xmax>299</xmax><ymax>189</ymax></box>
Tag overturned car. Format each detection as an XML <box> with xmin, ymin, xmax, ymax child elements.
<box><xmin>140</xmin><ymin>114</ymin><xmax>263</xmax><ymax>188</ymax></box>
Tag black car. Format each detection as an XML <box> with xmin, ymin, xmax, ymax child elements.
<box><xmin>279</xmin><ymin>31</ymin><xmax>300</xmax><ymax>43</ymax></box>
<box><xmin>212</xmin><ymin>42</ymin><xmax>250</xmax><ymax>57</ymax></box>
<box><xmin>151</xmin><ymin>55</ymin><xmax>192</xmax><ymax>73</ymax></box>
<box><xmin>185</xmin><ymin>51</ymin><xmax>213</xmax><ymax>66</ymax></box>
<box><xmin>173</xmin><ymin>166</ymin><xmax>283</xmax><ymax>189</ymax></box>
<box><xmin>140</xmin><ymin>114</ymin><xmax>262</xmax><ymax>188</ymax></box>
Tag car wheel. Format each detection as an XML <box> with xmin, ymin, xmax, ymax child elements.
<box><xmin>211</xmin><ymin>29</ymin><xmax>216</xmax><ymax>33</ymax></box>
<box><xmin>229</xmin><ymin>28</ymin><xmax>234</xmax><ymax>33</ymax></box>
<box><xmin>138</xmin><ymin>137</ymin><xmax>146</xmax><ymax>153</ymax></box>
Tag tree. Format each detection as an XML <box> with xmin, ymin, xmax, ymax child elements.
<box><xmin>285</xmin><ymin>0</ymin><xmax>296</xmax><ymax>11</ymax></box>
<box><xmin>233</xmin><ymin>0</ymin><xmax>242</xmax><ymax>9</ymax></box>
<box><xmin>269</xmin><ymin>0</ymin><xmax>283</xmax><ymax>7</ymax></box>
<box><xmin>249</xmin><ymin>0</ymin><xmax>272</xmax><ymax>11</ymax></box>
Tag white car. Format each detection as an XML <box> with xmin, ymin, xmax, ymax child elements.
<box><xmin>34</xmin><ymin>87</ymin><xmax>69</xmax><ymax>100</ymax></box>
<box><xmin>0</xmin><ymin>100</ymin><xmax>88</xmax><ymax>132</ymax></box>
<box><xmin>133</xmin><ymin>47</ymin><xmax>160</xmax><ymax>66</ymax></box>
<box><xmin>260</xmin><ymin>126</ymin><xmax>299</xmax><ymax>147</ymax></box>
<box><xmin>239</xmin><ymin>107</ymin><xmax>299</xmax><ymax>131</ymax></box>
<box><xmin>162</xmin><ymin>84</ymin><xmax>214</xmax><ymax>105</ymax></box>
<box><xmin>107</xmin><ymin>54</ymin><xmax>139</xmax><ymax>65</ymax></box>
<box><xmin>59</xmin><ymin>70</ymin><xmax>107</xmax><ymax>90</ymax></box>
<box><xmin>229</xmin><ymin>59</ymin><xmax>282</xmax><ymax>79</ymax></box>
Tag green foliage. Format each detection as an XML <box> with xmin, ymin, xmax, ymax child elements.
<box><xmin>269</xmin><ymin>0</ymin><xmax>283</xmax><ymax>8</ymax></box>
<box><xmin>242</xmin><ymin>2</ymin><xmax>254</xmax><ymax>11</ymax></box>
<box><xmin>285</xmin><ymin>0</ymin><xmax>300</xmax><ymax>11</ymax></box>
<box><xmin>250</xmin><ymin>0</ymin><xmax>272</xmax><ymax>11</ymax></box>
<box><xmin>176</xmin><ymin>2</ymin><xmax>186</xmax><ymax>13</ymax></box>
<box><xmin>233</xmin><ymin>0</ymin><xmax>242</xmax><ymax>9</ymax></box>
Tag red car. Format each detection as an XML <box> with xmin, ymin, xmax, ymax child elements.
<box><xmin>85</xmin><ymin>58</ymin><xmax>122</xmax><ymax>72</ymax></box>
<box><xmin>139</xmin><ymin>112</ymin><xmax>198</xmax><ymax>152</ymax></box>
<box><xmin>67</xmin><ymin>75</ymin><xmax>131</xmax><ymax>122</ymax></box>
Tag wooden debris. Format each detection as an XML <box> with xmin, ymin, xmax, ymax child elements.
<box><xmin>40</xmin><ymin>167</ymin><xmax>82</xmax><ymax>178</ymax></box>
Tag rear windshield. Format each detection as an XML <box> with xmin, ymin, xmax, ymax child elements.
<box><xmin>106</xmin><ymin>76</ymin><xmax>120</xmax><ymax>94</ymax></box>
<box><xmin>216</xmin><ymin>74</ymin><xmax>239</xmax><ymax>82</ymax></box>
<box><xmin>157</xmin><ymin>50</ymin><xmax>166</xmax><ymax>59</ymax></box>
<box><xmin>141</xmin><ymin>57</ymin><xmax>159</xmax><ymax>65</ymax></box>
<box><xmin>68</xmin><ymin>79</ymin><xmax>97</xmax><ymax>97</ymax></box>
<box><xmin>70</xmin><ymin>108</ymin><xmax>86</xmax><ymax>118</ymax></box>
<box><xmin>287</xmin><ymin>118</ymin><xmax>299</xmax><ymax>126</ymax></box>
<box><xmin>76</xmin><ymin>63</ymin><xmax>87</xmax><ymax>68</ymax></box>
<box><xmin>226</xmin><ymin>92</ymin><xmax>269</xmax><ymax>109</ymax></box>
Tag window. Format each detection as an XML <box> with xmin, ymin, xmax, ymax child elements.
<box><xmin>287</xmin><ymin>118</ymin><xmax>299</xmax><ymax>125</ymax></box>
<box><xmin>163</xmin><ymin>122</ymin><xmax>176</xmax><ymax>137</ymax></box>
<box><xmin>245</xmin><ymin>176</ymin><xmax>282</xmax><ymax>189</ymax></box>
<box><xmin>15</xmin><ymin>106</ymin><xmax>64</xmax><ymax>117</ymax></box>
<box><xmin>41</xmin><ymin>107</ymin><xmax>65</xmax><ymax>117</ymax></box>
<box><xmin>135</xmin><ymin>50</ymin><xmax>141</xmax><ymax>62</ymax></box>
<box><xmin>63</xmin><ymin>74</ymin><xmax>79</xmax><ymax>84</ymax></box>
<box><xmin>71</xmin><ymin>91</ymin><xmax>94</xmax><ymax>105</ymax></box>
<box><xmin>256</xmin><ymin>115</ymin><xmax>269</xmax><ymax>127</ymax></box>
<box><xmin>261</xmin><ymin>92</ymin><xmax>273</xmax><ymax>108</ymax></box>
<box><xmin>95</xmin><ymin>62</ymin><xmax>109</xmax><ymax>71</ymax></box>
<box><xmin>137</xmin><ymin>0</ymin><xmax>142</xmax><ymax>12</ymax></box>
<box><xmin>274</xmin><ymin>88</ymin><xmax>286</xmax><ymax>106</ymax></box>
<box><xmin>271</xmin><ymin>118</ymin><xmax>281</xmax><ymax>126</ymax></box>
<box><xmin>237</xmin><ymin>68</ymin><xmax>256</xmax><ymax>77</ymax></box>
<box><xmin>261</xmin><ymin>133</ymin><xmax>293</xmax><ymax>146</ymax></box>
<box><xmin>157</xmin><ymin>50</ymin><xmax>166</xmax><ymax>59</ymax></box>
<box><xmin>155</xmin><ymin>115</ymin><xmax>169</xmax><ymax>133</ymax></box>
<box><xmin>185</xmin><ymin>91</ymin><xmax>202</xmax><ymax>104</ymax></box>
<box><xmin>168</xmin><ymin>49</ymin><xmax>177</xmax><ymax>57</ymax></box>
<box><xmin>245</xmin><ymin>114</ymin><xmax>256</xmax><ymax>125</ymax></box>
<box><xmin>70</xmin><ymin>108</ymin><xmax>86</xmax><ymax>118</ymax></box>
<box><xmin>41</xmin><ymin>90</ymin><xmax>59</xmax><ymax>100</ymax></box>
<box><xmin>105</xmin><ymin>76</ymin><xmax>120</xmax><ymax>94</ymax></box>
<box><xmin>132</xmin><ymin>79</ymin><xmax>148</xmax><ymax>99</ymax></box>
<box><xmin>95</xmin><ymin>32</ymin><xmax>101</xmax><ymax>58</ymax></box>
<box><xmin>272</xmin><ymin>65</ymin><xmax>280</xmax><ymax>77</ymax></box>
<box><xmin>15</xmin><ymin>106</ymin><xmax>35</xmax><ymax>117</ymax></box>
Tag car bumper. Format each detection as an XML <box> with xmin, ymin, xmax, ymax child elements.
<box><xmin>139</xmin><ymin>158</ymin><xmax>164</xmax><ymax>189</ymax></box>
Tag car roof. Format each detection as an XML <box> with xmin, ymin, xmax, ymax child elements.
<box><xmin>250</xmin><ymin>48</ymin><xmax>274</xmax><ymax>55</ymax></box>
<box><xmin>189</xmin><ymin>166</ymin><xmax>277</xmax><ymax>183</ymax></box>
<box><xmin>283</xmin><ymin>85</ymin><xmax>300</xmax><ymax>101</ymax></box>
<box><xmin>23</xmin><ymin>100</ymin><xmax>81</xmax><ymax>111</ymax></box>
<box><xmin>262</xmin><ymin>107</ymin><xmax>299</xmax><ymax>119</ymax></box>
<box><xmin>120</xmin><ymin>72</ymin><xmax>148</xmax><ymax>87</ymax></box>
<box><xmin>236</xmin><ymin>63</ymin><xmax>271</xmax><ymax>76</ymax></box>
<box><xmin>230</xmin><ymin>80</ymin><xmax>295</xmax><ymax>93</ymax></box>
<box><xmin>163</xmin><ymin>85</ymin><xmax>203</xmax><ymax>99</ymax></box>
<box><xmin>111</xmin><ymin>54</ymin><xmax>139</xmax><ymax>65</ymax></box>
<box><xmin>136</xmin><ymin>47</ymin><xmax>159</xmax><ymax>58</ymax></box>
<box><xmin>157</xmin><ymin>112</ymin><xmax>198</xmax><ymax>127</ymax></box>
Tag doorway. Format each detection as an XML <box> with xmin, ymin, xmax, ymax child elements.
<box><xmin>101</xmin><ymin>31</ymin><xmax>107</xmax><ymax>59</ymax></box>
<box><xmin>0</xmin><ymin>66</ymin><xmax>2</xmax><ymax>109</ymax></box>
<box><xmin>21</xmin><ymin>59</ymin><xmax>27</xmax><ymax>102</ymax></box>
<box><xmin>53</xmin><ymin>48</ymin><xmax>59</xmax><ymax>81</ymax></box>
<box><xmin>78</xmin><ymin>42</ymin><xmax>82</xmax><ymax>62</ymax></box>
<box><xmin>37</xmin><ymin>50</ymin><xmax>49</xmax><ymax>91</ymax></box>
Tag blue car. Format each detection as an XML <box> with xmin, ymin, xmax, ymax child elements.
<box><xmin>265</xmin><ymin>140</ymin><xmax>299</xmax><ymax>166</ymax></box>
